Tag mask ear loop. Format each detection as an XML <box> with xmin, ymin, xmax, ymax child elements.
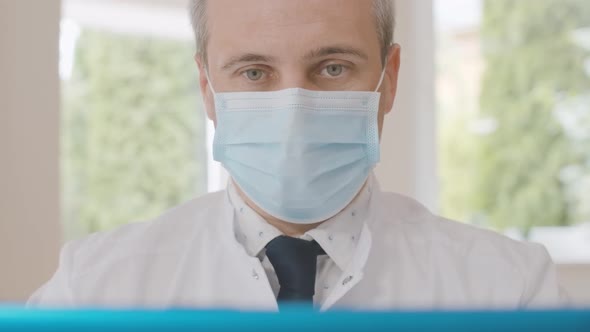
<box><xmin>204</xmin><ymin>68</ymin><xmax>217</xmax><ymax>95</ymax></box>
<box><xmin>375</xmin><ymin>43</ymin><xmax>395</xmax><ymax>92</ymax></box>
<box><xmin>374</xmin><ymin>68</ymin><xmax>387</xmax><ymax>92</ymax></box>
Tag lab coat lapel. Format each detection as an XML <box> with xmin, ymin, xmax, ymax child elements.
<box><xmin>167</xmin><ymin>191</ymin><xmax>278</xmax><ymax>311</ymax></box>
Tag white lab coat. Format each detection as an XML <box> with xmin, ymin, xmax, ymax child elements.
<box><xmin>28</xmin><ymin>184</ymin><xmax>566</xmax><ymax>311</ymax></box>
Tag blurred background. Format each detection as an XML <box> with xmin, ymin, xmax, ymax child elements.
<box><xmin>0</xmin><ymin>0</ymin><xmax>589</xmax><ymax>305</ymax></box>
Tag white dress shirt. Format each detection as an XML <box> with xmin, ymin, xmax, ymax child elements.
<box><xmin>228</xmin><ymin>176</ymin><xmax>371</xmax><ymax>307</ymax></box>
<box><xmin>28</xmin><ymin>173</ymin><xmax>567</xmax><ymax>311</ymax></box>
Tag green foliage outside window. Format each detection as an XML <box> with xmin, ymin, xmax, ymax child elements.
<box><xmin>62</xmin><ymin>30</ymin><xmax>206</xmax><ymax>240</ymax></box>
<box><xmin>441</xmin><ymin>0</ymin><xmax>590</xmax><ymax>234</ymax></box>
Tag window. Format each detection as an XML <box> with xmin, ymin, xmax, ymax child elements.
<box><xmin>60</xmin><ymin>0</ymin><xmax>208</xmax><ymax>240</ymax></box>
<box><xmin>435</xmin><ymin>0</ymin><xmax>590</xmax><ymax>262</ymax></box>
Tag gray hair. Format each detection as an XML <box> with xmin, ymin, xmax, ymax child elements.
<box><xmin>189</xmin><ymin>0</ymin><xmax>395</xmax><ymax>65</ymax></box>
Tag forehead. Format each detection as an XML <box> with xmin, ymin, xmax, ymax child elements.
<box><xmin>206</xmin><ymin>0</ymin><xmax>381</xmax><ymax>66</ymax></box>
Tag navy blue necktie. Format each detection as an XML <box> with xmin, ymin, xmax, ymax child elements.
<box><xmin>265</xmin><ymin>236</ymin><xmax>326</xmax><ymax>306</ymax></box>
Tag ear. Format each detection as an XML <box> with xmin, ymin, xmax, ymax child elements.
<box><xmin>382</xmin><ymin>44</ymin><xmax>401</xmax><ymax>115</ymax></box>
<box><xmin>196</xmin><ymin>54</ymin><xmax>217</xmax><ymax>124</ymax></box>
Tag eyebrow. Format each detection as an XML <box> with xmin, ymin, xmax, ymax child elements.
<box><xmin>303</xmin><ymin>45</ymin><xmax>369</xmax><ymax>61</ymax></box>
<box><xmin>221</xmin><ymin>54</ymin><xmax>277</xmax><ymax>71</ymax></box>
<box><xmin>220</xmin><ymin>45</ymin><xmax>369</xmax><ymax>71</ymax></box>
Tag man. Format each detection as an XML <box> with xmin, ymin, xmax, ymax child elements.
<box><xmin>29</xmin><ymin>0</ymin><xmax>565</xmax><ymax>311</ymax></box>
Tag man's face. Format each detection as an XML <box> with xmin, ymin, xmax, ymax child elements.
<box><xmin>197</xmin><ymin>0</ymin><xmax>401</xmax><ymax>136</ymax></box>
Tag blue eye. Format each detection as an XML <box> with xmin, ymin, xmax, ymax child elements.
<box><xmin>324</xmin><ymin>64</ymin><xmax>344</xmax><ymax>77</ymax></box>
<box><xmin>244</xmin><ymin>69</ymin><xmax>264</xmax><ymax>81</ymax></box>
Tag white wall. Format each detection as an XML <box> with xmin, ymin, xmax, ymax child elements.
<box><xmin>375</xmin><ymin>0</ymin><xmax>438</xmax><ymax>211</ymax></box>
<box><xmin>0</xmin><ymin>0</ymin><xmax>62</xmax><ymax>302</ymax></box>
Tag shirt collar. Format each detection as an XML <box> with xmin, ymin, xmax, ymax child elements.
<box><xmin>227</xmin><ymin>173</ymin><xmax>376</xmax><ymax>271</ymax></box>
<box><xmin>227</xmin><ymin>181</ymin><xmax>283</xmax><ymax>258</ymax></box>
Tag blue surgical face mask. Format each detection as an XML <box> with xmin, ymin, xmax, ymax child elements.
<box><xmin>207</xmin><ymin>70</ymin><xmax>385</xmax><ymax>224</ymax></box>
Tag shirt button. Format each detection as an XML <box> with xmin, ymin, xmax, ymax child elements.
<box><xmin>239</xmin><ymin>207</ymin><xmax>244</xmax><ymax>213</ymax></box>
<box><xmin>258</xmin><ymin>231</ymin><xmax>264</xmax><ymax>238</ymax></box>
<box><xmin>342</xmin><ymin>276</ymin><xmax>353</xmax><ymax>286</ymax></box>
<box><xmin>351</xmin><ymin>211</ymin><xmax>357</xmax><ymax>217</ymax></box>
<box><xmin>328</xmin><ymin>235</ymin><xmax>334</xmax><ymax>241</ymax></box>
<box><xmin>252</xmin><ymin>269</ymin><xmax>259</xmax><ymax>280</ymax></box>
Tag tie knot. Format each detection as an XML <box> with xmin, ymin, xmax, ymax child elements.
<box><xmin>266</xmin><ymin>236</ymin><xmax>326</xmax><ymax>258</ymax></box>
<box><xmin>265</xmin><ymin>236</ymin><xmax>326</xmax><ymax>304</ymax></box>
